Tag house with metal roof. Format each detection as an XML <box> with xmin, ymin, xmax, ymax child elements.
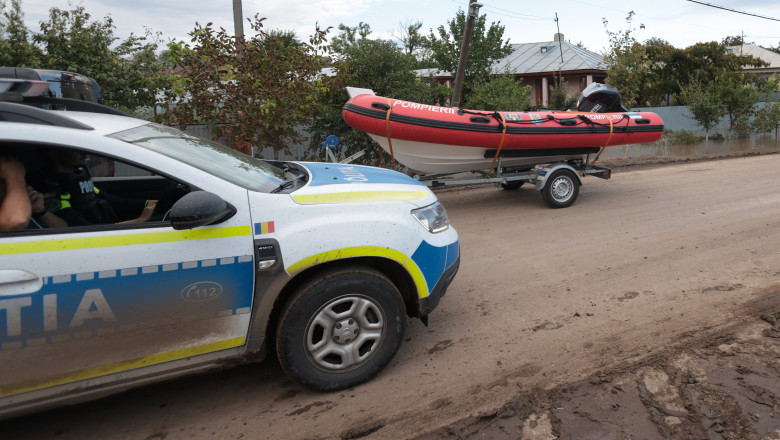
<box><xmin>419</xmin><ymin>34</ymin><xmax>607</xmax><ymax>108</ymax></box>
<box><xmin>726</xmin><ymin>44</ymin><xmax>780</xmax><ymax>79</ymax></box>
<box><xmin>493</xmin><ymin>34</ymin><xmax>606</xmax><ymax>107</ymax></box>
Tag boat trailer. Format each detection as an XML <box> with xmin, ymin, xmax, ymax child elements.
<box><xmin>414</xmin><ymin>156</ymin><xmax>611</xmax><ymax>209</ymax></box>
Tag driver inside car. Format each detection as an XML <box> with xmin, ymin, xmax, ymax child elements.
<box><xmin>42</xmin><ymin>148</ymin><xmax>157</xmax><ymax>226</ymax></box>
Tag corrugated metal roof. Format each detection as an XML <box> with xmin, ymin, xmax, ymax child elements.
<box><xmin>415</xmin><ymin>68</ymin><xmax>452</xmax><ymax>77</ymax></box>
<box><xmin>491</xmin><ymin>41</ymin><xmax>606</xmax><ymax>75</ymax></box>
<box><xmin>727</xmin><ymin>44</ymin><xmax>780</xmax><ymax>68</ymax></box>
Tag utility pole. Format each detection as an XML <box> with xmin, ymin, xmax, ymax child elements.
<box><xmin>740</xmin><ymin>30</ymin><xmax>744</xmax><ymax>55</ymax></box>
<box><xmin>233</xmin><ymin>0</ymin><xmax>244</xmax><ymax>37</ymax></box>
<box><xmin>450</xmin><ymin>0</ymin><xmax>483</xmax><ymax>108</ymax></box>
<box><xmin>555</xmin><ymin>13</ymin><xmax>564</xmax><ymax>63</ymax></box>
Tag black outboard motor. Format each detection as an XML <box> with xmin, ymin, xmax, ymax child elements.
<box><xmin>576</xmin><ymin>83</ymin><xmax>628</xmax><ymax>113</ymax></box>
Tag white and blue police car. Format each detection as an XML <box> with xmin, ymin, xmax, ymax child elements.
<box><xmin>0</xmin><ymin>83</ymin><xmax>459</xmax><ymax>418</ymax></box>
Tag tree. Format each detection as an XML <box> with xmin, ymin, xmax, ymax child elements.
<box><xmin>466</xmin><ymin>73</ymin><xmax>530</xmax><ymax>111</ymax></box>
<box><xmin>602</xmin><ymin>11</ymin><xmax>647</xmax><ymax>108</ymax></box>
<box><xmin>0</xmin><ymin>0</ymin><xmax>41</xmax><ymax>66</ymax></box>
<box><xmin>641</xmin><ymin>37</ymin><xmax>676</xmax><ymax>105</ymax></box>
<box><xmin>30</xmin><ymin>4</ymin><xmax>170</xmax><ymax>113</ymax></box>
<box><xmin>35</xmin><ymin>6</ymin><xmax>120</xmax><ymax>95</ymax></box>
<box><xmin>426</xmin><ymin>9</ymin><xmax>511</xmax><ymax>96</ymax></box>
<box><xmin>548</xmin><ymin>71</ymin><xmax>578</xmax><ymax>110</ymax></box>
<box><xmin>392</xmin><ymin>19</ymin><xmax>427</xmax><ymax>60</ymax></box>
<box><xmin>330</xmin><ymin>22</ymin><xmax>372</xmax><ymax>54</ymax></box>
<box><xmin>637</xmin><ymin>39</ymin><xmax>767</xmax><ymax>107</ymax></box>
<box><xmin>265</xmin><ymin>29</ymin><xmax>302</xmax><ymax>48</ymax></box>
<box><xmin>671</xmin><ymin>42</ymin><xmax>764</xmax><ymax>87</ymax></box>
<box><xmin>752</xmin><ymin>101</ymin><xmax>780</xmax><ymax>134</ymax></box>
<box><xmin>721</xmin><ymin>35</ymin><xmax>748</xmax><ymax>47</ymax></box>
<box><xmin>162</xmin><ymin>15</ymin><xmax>331</xmax><ymax>158</ymax></box>
<box><xmin>307</xmin><ymin>24</ymin><xmax>435</xmax><ymax>167</ymax></box>
<box><xmin>679</xmin><ymin>78</ymin><xmax>725</xmax><ymax>141</ymax></box>
<box><xmin>112</xmin><ymin>29</ymin><xmax>175</xmax><ymax>115</ymax></box>
<box><xmin>715</xmin><ymin>70</ymin><xmax>760</xmax><ymax>138</ymax></box>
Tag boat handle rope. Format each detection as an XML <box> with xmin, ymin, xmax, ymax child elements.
<box><xmin>577</xmin><ymin>114</ymin><xmax>630</xmax><ymax>130</ymax></box>
<box><xmin>384</xmin><ymin>98</ymin><xmax>397</xmax><ymax>170</ymax></box>
<box><xmin>459</xmin><ymin>108</ymin><xmax>633</xmax><ymax>131</ymax></box>
<box><xmin>488</xmin><ymin>112</ymin><xmax>508</xmax><ymax>176</ymax></box>
<box><xmin>591</xmin><ymin>116</ymin><xmax>615</xmax><ymax>166</ymax></box>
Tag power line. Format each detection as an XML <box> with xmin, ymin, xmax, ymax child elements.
<box><xmin>448</xmin><ymin>0</ymin><xmax>551</xmax><ymax>21</ymax></box>
<box><xmin>480</xmin><ymin>4</ymin><xmax>551</xmax><ymax>20</ymax></box>
<box><xmin>686</xmin><ymin>0</ymin><xmax>780</xmax><ymax>22</ymax></box>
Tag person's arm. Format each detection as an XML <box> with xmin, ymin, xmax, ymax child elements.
<box><xmin>0</xmin><ymin>158</ymin><xmax>32</xmax><ymax>230</ymax></box>
<box><xmin>117</xmin><ymin>199</ymin><xmax>157</xmax><ymax>224</ymax></box>
<box><xmin>28</xmin><ymin>186</ymin><xmax>68</xmax><ymax>228</ymax></box>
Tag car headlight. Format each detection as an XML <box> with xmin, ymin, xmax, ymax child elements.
<box><xmin>412</xmin><ymin>201</ymin><xmax>449</xmax><ymax>233</ymax></box>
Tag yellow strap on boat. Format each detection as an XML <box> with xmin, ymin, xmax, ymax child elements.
<box><xmin>488</xmin><ymin>112</ymin><xmax>508</xmax><ymax>176</ymax></box>
<box><xmin>385</xmin><ymin>98</ymin><xmax>397</xmax><ymax>171</ymax></box>
<box><xmin>591</xmin><ymin>115</ymin><xmax>614</xmax><ymax>166</ymax></box>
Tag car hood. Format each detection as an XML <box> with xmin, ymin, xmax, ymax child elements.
<box><xmin>290</xmin><ymin>162</ymin><xmax>435</xmax><ymax>207</ymax></box>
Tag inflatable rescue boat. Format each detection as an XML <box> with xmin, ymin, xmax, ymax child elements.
<box><xmin>342</xmin><ymin>84</ymin><xmax>664</xmax><ymax>174</ymax></box>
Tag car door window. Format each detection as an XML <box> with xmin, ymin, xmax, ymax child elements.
<box><xmin>1</xmin><ymin>145</ymin><xmax>190</xmax><ymax>233</ymax></box>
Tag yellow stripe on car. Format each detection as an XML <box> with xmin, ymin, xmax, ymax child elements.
<box><xmin>0</xmin><ymin>225</ymin><xmax>251</xmax><ymax>255</ymax></box>
<box><xmin>287</xmin><ymin>246</ymin><xmax>430</xmax><ymax>298</ymax></box>
<box><xmin>292</xmin><ymin>191</ymin><xmax>429</xmax><ymax>205</ymax></box>
<box><xmin>0</xmin><ymin>337</ymin><xmax>245</xmax><ymax>398</ymax></box>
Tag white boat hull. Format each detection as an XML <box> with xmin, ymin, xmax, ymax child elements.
<box><xmin>368</xmin><ymin>134</ymin><xmax>596</xmax><ymax>175</ymax></box>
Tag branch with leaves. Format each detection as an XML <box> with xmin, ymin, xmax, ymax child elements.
<box><xmin>162</xmin><ymin>15</ymin><xmax>331</xmax><ymax>158</ymax></box>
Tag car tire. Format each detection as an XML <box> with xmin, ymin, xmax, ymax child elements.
<box><xmin>276</xmin><ymin>266</ymin><xmax>406</xmax><ymax>391</ymax></box>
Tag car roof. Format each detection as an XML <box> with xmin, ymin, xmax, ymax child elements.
<box><xmin>50</xmin><ymin>110</ymin><xmax>149</xmax><ymax>135</ymax></box>
<box><xmin>0</xmin><ymin>101</ymin><xmax>147</xmax><ymax>136</ymax></box>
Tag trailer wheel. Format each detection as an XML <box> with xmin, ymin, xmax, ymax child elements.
<box><xmin>275</xmin><ymin>267</ymin><xmax>405</xmax><ymax>391</ymax></box>
<box><xmin>541</xmin><ymin>169</ymin><xmax>579</xmax><ymax>208</ymax></box>
<box><xmin>501</xmin><ymin>181</ymin><xmax>524</xmax><ymax>190</ymax></box>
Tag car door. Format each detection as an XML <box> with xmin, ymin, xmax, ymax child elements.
<box><xmin>0</xmin><ymin>144</ymin><xmax>255</xmax><ymax>410</ymax></box>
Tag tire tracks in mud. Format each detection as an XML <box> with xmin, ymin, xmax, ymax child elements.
<box><xmin>332</xmin><ymin>289</ymin><xmax>780</xmax><ymax>440</ymax></box>
<box><xmin>404</xmin><ymin>290</ymin><xmax>780</xmax><ymax>440</ymax></box>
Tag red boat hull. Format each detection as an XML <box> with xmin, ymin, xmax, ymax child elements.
<box><xmin>342</xmin><ymin>93</ymin><xmax>664</xmax><ymax>174</ymax></box>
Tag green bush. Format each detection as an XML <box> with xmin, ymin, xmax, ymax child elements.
<box><xmin>709</xmin><ymin>133</ymin><xmax>725</xmax><ymax>141</ymax></box>
<box><xmin>665</xmin><ymin>129</ymin><xmax>702</xmax><ymax>145</ymax></box>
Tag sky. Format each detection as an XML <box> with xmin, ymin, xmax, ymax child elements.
<box><xmin>15</xmin><ymin>0</ymin><xmax>780</xmax><ymax>54</ymax></box>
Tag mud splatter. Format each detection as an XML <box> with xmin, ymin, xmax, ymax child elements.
<box><xmin>285</xmin><ymin>400</ymin><xmax>334</xmax><ymax>417</ymax></box>
<box><xmin>532</xmin><ymin>322</ymin><xmax>563</xmax><ymax>332</ymax></box>
<box><xmin>428</xmin><ymin>340</ymin><xmax>454</xmax><ymax>355</ymax></box>
<box><xmin>341</xmin><ymin>420</ymin><xmax>386</xmax><ymax>439</ymax></box>
<box><xmin>273</xmin><ymin>389</ymin><xmax>298</xmax><ymax>402</ymax></box>
<box><xmin>617</xmin><ymin>291</ymin><xmax>640</xmax><ymax>301</ymax></box>
<box><xmin>702</xmin><ymin>284</ymin><xmax>744</xmax><ymax>293</ymax></box>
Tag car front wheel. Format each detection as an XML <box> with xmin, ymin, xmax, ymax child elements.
<box><xmin>276</xmin><ymin>267</ymin><xmax>406</xmax><ymax>390</ymax></box>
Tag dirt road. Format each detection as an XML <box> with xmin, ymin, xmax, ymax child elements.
<box><xmin>4</xmin><ymin>153</ymin><xmax>780</xmax><ymax>439</ymax></box>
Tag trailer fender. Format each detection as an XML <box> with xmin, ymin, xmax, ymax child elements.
<box><xmin>534</xmin><ymin>163</ymin><xmax>583</xmax><ymax>192</ymax></box>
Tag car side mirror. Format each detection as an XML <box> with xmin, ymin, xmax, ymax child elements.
<box><xmin>169</xmin><ymin>191</ymin><xmax>237</xmax><ymax>230</ymax></box>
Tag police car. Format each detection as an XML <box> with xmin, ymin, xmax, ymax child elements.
<box><xmin>0</xmin><ymin>82</ymin><xmax>460</xmax><ymax>418</ymax></box>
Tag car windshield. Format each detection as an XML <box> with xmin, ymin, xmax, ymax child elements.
<box><xmin>110</xmin><ymin>122</ymin><xmax>286</xmax><ymax>192</ymax></box>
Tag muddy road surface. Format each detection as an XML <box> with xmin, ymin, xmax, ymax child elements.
<box><xmin>4</xmin><ymin>153</ymin><xmax>780</xmax><ymax>439</ymax></box>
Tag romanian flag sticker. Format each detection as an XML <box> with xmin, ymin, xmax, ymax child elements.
<box><xmin>255</xmin><ymin>221</ymin><xmax>275</xmax><ymax>235</ymax></box>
